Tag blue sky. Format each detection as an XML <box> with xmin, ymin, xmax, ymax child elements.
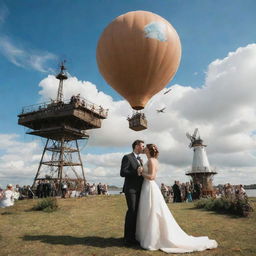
<box><xmin>1</xmin><ymin>0</ymin><xmax>256</xmax><ymax>186</ymax></box>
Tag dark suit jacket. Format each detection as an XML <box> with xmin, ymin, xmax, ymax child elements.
<box><xmin>172</xmin><ymin>184</ymin><xmax>181</xmax><ymax>196</ymax></box>
<box><xmin>120</xmin><ymin>153</ymin><xmax>143</xmax><ymax>194</ymax></box>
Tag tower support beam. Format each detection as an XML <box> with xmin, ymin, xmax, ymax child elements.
<box><xmin>32</xmin><ymin>138</ymin><xmax>87</xmax><ymax>196</ymax></box>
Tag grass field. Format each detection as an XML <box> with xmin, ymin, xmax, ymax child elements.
<box><xmin>0</xmin><ymin>195</ymin><xmax>255</xmax><ymax>256</ymax></box>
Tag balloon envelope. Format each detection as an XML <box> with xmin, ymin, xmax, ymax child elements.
<box><xmin>97</xmin><ymin>10</ymin><xmax>181</xmax><ymax>110</ymax></box>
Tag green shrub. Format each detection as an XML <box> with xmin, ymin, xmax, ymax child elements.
<box><xmin>205</xmin><ymin>199</ymin><xmax>215</xmax><ymax>210</ymax></box>
<box><xmin>194</xmin><ymin>199</ymin><xmax>208</xmax><ymax>208</ymax></box>
<box><xmin>33</xmin><ymin>197</ymin><xmax>58</xmax><ymax>212</ymax></box>
<box><xmin>212</xmin><ymin>198</ymin><xmax>225</xmax><ymax>210</ymax></box>
<box><xmin>235</xmin><ymin>198</ymin><xmax>254</xmax><ymax>217</ymax></box>
<box><xmin>223</xmin><ymin>198</ymin><xmax>232</xmax><ymax>211</ymax></box>
<box><xmin>194</xmin><ymin>197</ymin><xmax>254</xmax><ymax>217</ymax></box>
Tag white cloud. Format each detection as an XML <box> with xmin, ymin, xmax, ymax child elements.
<box><xmin>0</xmin><ymin>134</ymin><xmax>41</xmax><ymax>188</ymax></box>
<box><xmin>85</xmin><ymin>153</ymin><xmax>125</xmax><ymax>168</ymax></box>
<box><xmin>0</xmin><ymin>4</ymin><xmax>57</xmax><ymax>73</ymax></box>
<box><xmin>0</xmin><ymin>36</ymin><xmax>57</xmax><ymax>72</ymax></box>
<box><xmin>1</xmin><ymin>44</ymin><xmax>256</xmax><ymax>188</ymax></box>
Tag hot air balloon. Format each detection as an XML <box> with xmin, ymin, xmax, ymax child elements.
<box><xmin>96</xmin><ymin>10</ymin><xmax>181</xmax><ymax>131</ymax></box>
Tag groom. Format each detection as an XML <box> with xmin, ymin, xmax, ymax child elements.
<box><xmin>120</xmin><ymin>139</ymin><xmax>145</xmax><ymax>246</ymax></box>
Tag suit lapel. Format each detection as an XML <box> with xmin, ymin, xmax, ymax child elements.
<box><xmin>128</xmin><ymin>153</ymin><xmax>140</xmax><ymax>169</ymax></box>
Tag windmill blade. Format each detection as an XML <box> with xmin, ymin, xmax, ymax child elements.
<box><xmin>186</xmin><ymin>132</ymin><xmax>192</xmax><ymax>140</ymax></box>
<box><xmin>197</xmin><ymin>129</ymin><xmax>201</xmax><ymax>139</ymax></box>
<box><xmin>192</xmin><ymin>128</ymin><xmax>198</xmax><ymax>139</ymax></box>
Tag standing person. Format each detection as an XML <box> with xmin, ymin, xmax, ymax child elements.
<box><xmin>194</xmin><ymin>181</ymin><xmax>201</xmax><ymax>200</ymax></box>
<box><xmin>61</xmin><ymin>182</ymin><xmax>68</xmax><ymax>198</ymax></box>
<box><xmin>186</xmin><ymin>182</ymin><xmax>193</xmax><ymax>202</ymax></box>
<box><xmin>102</xmin><ymin>184</ymin><xmax>108</xmax><ymax>195</ymax></box>
<box><xmin>42</xmin><ymin>180</ymin><xmax>48</xmax><ymax>198</ymax></box>
<box><xmin>46</xmin><ymin>181</ymin><xmax>52</xmax><ymax>197</ymax></box>
<box><xmin>85</xmin><ymin>183</ymin><xmax>90</xmax><ymax>196</ymax></box>
<box><xmin>120</xmin><ymin>139</ymin><xmax>145</xmax><ymax>246</ymax></box>
<box><xmin>14</xmin><ymin>184</ymin><xmax>21</xmax><ymax>200</ymax></box>
<box><xmin>172</xmin><ymin>181</ymin><xmax>182</xmax><ymax>202</ymax></box>
<box><xmin>161</xmin><ymin>183</ymin><xmax>168</xmax><ymax>202</ymax></box>
<box><xmin>136</xmin><ymin>144</ymin><xmax>218</xmax><ymax>253</ymax></box>
<box><xmin>52</xmin><ymin>182</ymin><xmax>57</xmax><ymax>197</ymax></box>
<box><xmin>91</xmin><ymin>183</ymin><xmax>96</xmax><ymax>195</ymax></box>
<box><xmin>97</xmin><ymin>183</ymin><xmax>102</xmax><ymax>195</ymax></box>
<box><xmin>36</xmin><ymin>180</ymin><xmax>43</xmax><ymax>198</ymax></box>
<box><xmin>180</xmin><ymin>183</ymin><xmax>186</xmax><ymax>202</ymax></box>
<box><xmin>238</xmin><ymin>184</ymin><xmax>246</xmax><ymax>199</ymax></box>
<box><xmin>166</xmin><ymin>186</ymin><xmax>173</xmax><ymax>203</ymax></box>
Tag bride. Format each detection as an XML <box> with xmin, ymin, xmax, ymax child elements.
<box><xmin>136</xmin><ymin>144</ymin><xmax>218</xmax><ymax>253</ymax></box>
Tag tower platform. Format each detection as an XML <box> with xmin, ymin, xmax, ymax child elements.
<box><xmin>18</xmin><ymin>96</ymin><xmax>108</xmax><ymax>140</ymax></box>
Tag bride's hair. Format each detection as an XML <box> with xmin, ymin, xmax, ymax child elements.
<box><xmin>146</xmin><ymin>144</ymin><xmax>159</xmax><ymax>158</ymax></box>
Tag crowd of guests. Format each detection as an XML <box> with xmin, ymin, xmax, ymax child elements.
<box><xmin>35</xmin><ymin>180</ymin><xmax>109</xmax><ymax>198</ymax></box>
<box><xmin>83</xmin><ymin>182</ymin><xmax>109</xmax><ymax>196</ymax></box>
<box><xmin>161</xmin><ymin>181</ymin><xmax>202</xmax><ymax>203</ymax></box>
<box><xmin>215</xmin><ymin>183</ymin><xmax>247</xmax><ymax>200</ymax></box>
<box><xmin>0</xmin><ymin>181</ymin><xmax>109</xmax><ymax>208</ymax></box>
<box><xmin>36</xmin><ymin>180</ymin><xmax>62</xmax><ymax>198</ymax></box>
<box><xmin>160</xmin><ymin>181</ymin><xmax>248</xmax><ymax>203</ymax></box>
<box><xmin>0</xmin><ymin>181</ymin><xmax>248</xmax><ymax>209</ymax></box>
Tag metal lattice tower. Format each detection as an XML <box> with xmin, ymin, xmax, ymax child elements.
<box><xmin>18</xmin><ymin>63</ymin><xmax>108</xmax><ymax>194</ymax></box>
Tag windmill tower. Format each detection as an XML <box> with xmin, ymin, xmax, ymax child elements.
<box><xmin>186</xmin><ymin>128</ymin><xmax>217</xmax><ymax>197</ymax></box>
<box><xmin>18</xmin><ymin>62</ymin><xmax>108</xmax><ymax>194</ymax></box>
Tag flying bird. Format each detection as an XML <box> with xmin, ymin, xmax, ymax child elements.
<box><xmin>157</xmin><ymin>107</ymin><xmax>166</xmax><ymax>113</ymax></box>
<box><xmin>164</xmin><ymin>88</ymin><xmax>172</xmax><ymax>95</ymax></box>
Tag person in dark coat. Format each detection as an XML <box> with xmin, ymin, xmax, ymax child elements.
<box><xmin>97</xmin><ymin>183</ymin><xmax>102</xmax><ymax>195</ymax></box>
<box><xmin>193</xmin><ymin>181</ymin><xmax>201</xmax><ymax>200</ymax></box>
<box><xmin>36</xmin><ymin>180</ymin><xmax>44</xmax><ymax>198</ymax></box>
<box><xmin>120</xmin><ymin>139</ymin><xmax>145</xmax><ymax>246</ymax></box>
<box><xmin>172</xmin><ymin>180</ymin><xmax>182</xmax><ymax>203</ymax></box>
<box><xmin>45</xmin><ymin>181</ymin><xmax>52</xmax><ymax>197</ymax></box>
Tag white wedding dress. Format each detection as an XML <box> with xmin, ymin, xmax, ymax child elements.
<box><xmin>136</xmin><ymin>162</ymin><xmax>218</xmax><ymax>253</ymax></box>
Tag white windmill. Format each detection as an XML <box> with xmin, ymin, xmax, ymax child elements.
<box><xmin>186</xmin><ymin>128</ymin><xmax>217</xmax><ymax>197</ymax></box>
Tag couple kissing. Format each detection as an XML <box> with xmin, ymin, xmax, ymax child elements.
<box><xmin>120</xmin><ymin>140</ymin><xmax>218</xmax><ymax>253</ymax></box>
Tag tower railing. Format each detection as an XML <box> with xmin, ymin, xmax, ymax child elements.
<box><xmin>19</xmin><ymin>96</ymin><xmax>108</xmax><ymax>118</ymax></box>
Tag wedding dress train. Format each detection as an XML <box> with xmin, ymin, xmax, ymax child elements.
<box><xmin>136</xmin><ymin>164</ymin><xmax>218</xmax><ymax>253</ymax></box>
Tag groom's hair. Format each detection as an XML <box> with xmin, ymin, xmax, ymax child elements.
<box><xmin>132</xmin><ymin>140</ymin><xmax>144</xmax><ymax>150</ymax></box>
